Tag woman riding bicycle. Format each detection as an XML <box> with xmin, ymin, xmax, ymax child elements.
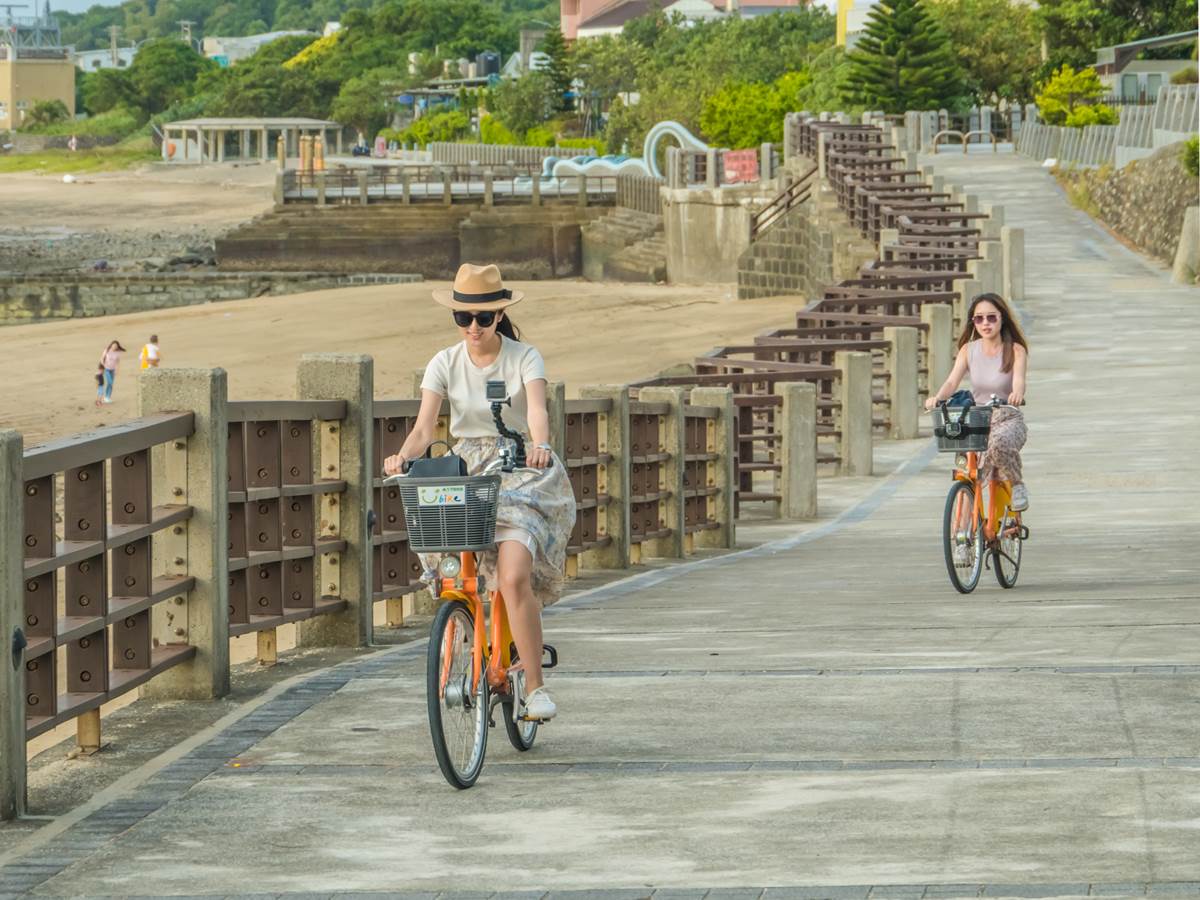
<box><xmin>924</xmin><ymin>291</ymin><xmax>1030</xmax><ymax>511</ymax></box>
<box><xmin>382</xmin><ymin>263</ymin><xmax>575</xmax><ymax>720</ymax></box>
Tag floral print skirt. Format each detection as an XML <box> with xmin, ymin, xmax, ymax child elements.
<box><xmin>417</xmin><ymin>436</ymin><xmax>577</xmax><ymax>606</ymax></box>
<box><xmin>979</xmin><ymin>407</ymin><xmax>1027</xmax><ymax>485</ymax></box>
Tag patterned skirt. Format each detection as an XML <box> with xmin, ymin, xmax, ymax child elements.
<box><xmin>979</xmin><ymin>407</ymin><xmax>1027</xmax><ymax>485</ymax></box>
<box><xmin>417</xmin><ymin>436</ymin><xmax>577</xmax><ymax>606</ymax></box>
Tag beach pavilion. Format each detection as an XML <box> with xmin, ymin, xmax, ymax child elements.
<box><xmin>160</xmin><ymin>117</ymin><xmax>343</xmax><ymax>164</ymax></box>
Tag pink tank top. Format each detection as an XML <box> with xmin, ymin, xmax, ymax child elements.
<box><xmin>967</xmin><ymin>340</ymin><xmax>1012</xmax><ymax>404</ymax></box>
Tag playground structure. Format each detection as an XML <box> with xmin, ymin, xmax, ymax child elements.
<box><xmin>542</xmin><ymin>120</ymin><xmax>711</xmax><ymax>180</ymax></box>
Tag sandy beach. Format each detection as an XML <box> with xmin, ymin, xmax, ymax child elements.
<box><xmin>4</xmin><ymin>279</ymin><xmax>805</xmax><ymax>445</ymax></box>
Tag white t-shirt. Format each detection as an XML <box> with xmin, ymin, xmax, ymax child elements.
<box><xmin>420</xmin><ymin>337</ymin><xmax>547</xmax><ymax>438</ymax></box>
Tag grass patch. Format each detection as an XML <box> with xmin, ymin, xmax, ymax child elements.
<box><xmin>0</xmin><ymin>145</ymin><xmax>158</xmax><ymax>174</ymax></box>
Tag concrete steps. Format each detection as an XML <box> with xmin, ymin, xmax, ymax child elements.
<box><xmin>581</xmin><ymin>208</ymin><xmax>667</xmax><ymax>282</ymax></box>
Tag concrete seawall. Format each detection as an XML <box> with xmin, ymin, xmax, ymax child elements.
<box><xmin>0</xmin><ymin>271</ymin><xmax>421</xmax><ymax>323</ymax></box>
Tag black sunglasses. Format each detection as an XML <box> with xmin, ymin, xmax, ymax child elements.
<box><xmin>452</xmin><ymin>310</ymin><xmax>497</xmax><ymax>328</ymax></box>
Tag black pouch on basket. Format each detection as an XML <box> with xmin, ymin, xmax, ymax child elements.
<box><xmin>405</xmin><ymin>440</ymin><xmax>468</xmax><ymax>478</ymax></box>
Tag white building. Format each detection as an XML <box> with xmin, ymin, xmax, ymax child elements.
<box><xmin>73</xmin><ymin>46</ymin><xmax>136</xmax><ymax>71</ymax></box>
<box><xmin>202</xmin><ymin>30</ymin><xmax>316</xmax><ymax>67</ymax></box>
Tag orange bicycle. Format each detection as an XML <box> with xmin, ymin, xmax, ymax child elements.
<box><xmin>932</xmin><ymin>396</ymin><xmax>1029</xmax><ymax>593</ymax></box>
<box><xmin>385</xmin><ymin>381</ymin><xmax>556</xmax><ymax>789</ymax></box>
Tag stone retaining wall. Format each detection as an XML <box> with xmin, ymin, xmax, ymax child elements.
<box><xmin>3</xmin><ymin>133</ymin><xmax>123</xmax><ymax>153</ymax></box>
<box><xmin>0</xmin><ymin>272</ymin><xmax>421</xmax><ymax>323</ymax></box>
<box><xmin>1055</xmin><ymin>141</ymin><xmax>1198</xmax><ymax>265</ymax></box>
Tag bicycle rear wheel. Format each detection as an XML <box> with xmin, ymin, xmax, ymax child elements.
<box><xmin>993</xmin><ymin>508</ymin><xmax>1023</xmax><ymax>588</ymax></box>
<box><xmin>943</xmin><ymin>480</ymin><xmax>983</xmax><ymax>593</ymax></box>
<box><xmin>427</xmin><ymin>600</ymin><xmax>489</xmax><ymax>789</ymax></box>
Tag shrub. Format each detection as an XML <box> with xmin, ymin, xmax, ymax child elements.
<box><xmin>1064</xmin><ymin>103</ymin><xmax>1117</xmax><ymax>128</ymax></box>
<box><xmin>1183</xmin><ymin>136</ymin><xmax>1199</xmax><ymax>178</ymax></box>
<box><xmin>400</xmin><ymin>110</ymin><xmax>470</xmax><ymax>146</ymax></box>
<box><xmin>1171</xmin><ymin>66</ymin><xmax>1198</xmax><ymax>85</ymax></box>
<box><xmin>29</xmin><ymin>106</ymin><xmax>142</xmax><ymax>137</ymax></box>
<box><xmin>479</xmin><ymin>115</ymin><xmax>518</xmax><ymax>146</ymax></box>
<box><xmin>20</xmin><ymin>99</ymin><xmax>70</xmax><ymax>131</ymax></box>
<box><xmin>557</xmin><ymin>136</ymin><xmax>607</xmax><ymax>155</ymax></box>
<box><xmin>524</xmin><ymin>124</ymin><xmax>557</xmax><ymax>147</ymax></box>
<box><xmin>1035</xmin><ymin>64</ymin><xmax>1105</xmax><ymax>126</ymax></box>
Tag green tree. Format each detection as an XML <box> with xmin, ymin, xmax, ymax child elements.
<box><xmin>128</xmin><ymin>39</ymin><xmax>217</xmax><ymax>114</ymax></box>
<box><xmin>926</xmin><ymin>0</ymin><xmax>1040</xmax><ymax>101</ymax></box>
<box><xmin>1063</xmin><ymin>103</ymin><xmax>1117</xmax><ymax>127</ymax></box>
<box><xmin>330</xmin><ymin>73</ymin><xmax>391</xmax><ymax>136</ymax></box>
<box><xmin>539</xmin><ymin>26</ymin><xmax>573</xmax><ymax>113</ymax></box>
<box><xmin>795</xmin><ymin>45</ymin><xmax>851</xmax><ymax>113</ymax></box>
<box><xmin>1034</xmin><ymin>64</ymin><xmax>1105</xmax><ymax>125</ymax></box>
<box><xmin>82</xmin><ymin>68</ymin><xmax>137</xmax><ymax>115</ymax></box>
<box><xmin>700</xmin><ymin>71</ymin><xmax>809</xmax><ymax>148</ymax></box>
<box><xmin>840</xmin><ymin>0</ymin><xmax>966</xmax><ymax>113</ymax></box>
<box><xmin>1036</xmin><ymin>0</ymin><xmax>1196</xmax><ymax>76</ymax></box>
<box><xmin>490</xmin><ymin>72</ymin><xmax>557</xmax><ymax>136</ymax></box>
<box><xmin>20</xmin><ymin>99</ymin><xmax>70</xmax><ymax>130</ymax></box>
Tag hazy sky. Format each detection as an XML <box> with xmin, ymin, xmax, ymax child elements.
<box><xmin>46</xmin><ymin>0</ymin><xmax>839</xmax><ymax>15</ymax></box>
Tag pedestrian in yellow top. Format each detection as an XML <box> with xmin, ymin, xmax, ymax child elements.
<box><xmin>139</xmin><ymin>335</ymin><xmax>160</xmax><ymax>370</ymax></box>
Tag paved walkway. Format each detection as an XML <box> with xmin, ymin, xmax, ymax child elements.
<box><xmin>2</xmin><ymin>157</ymin><xmax>1198</xmax><ymax>899</ymax></box>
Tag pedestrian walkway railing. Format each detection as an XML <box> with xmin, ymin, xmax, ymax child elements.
<box><xmin>749</xmin><ymin>165</ymin><xmax>818</xmax><ymax>241</ymax></box>
<box><xmin>0</xmin><ymin>357</ymin><xmax>741</xmax><ymax>811</ymax></box>
<box><xmin>2</xmin><ymin>412</ymin><xmax>201</xmax><ymax>773</ymax></box>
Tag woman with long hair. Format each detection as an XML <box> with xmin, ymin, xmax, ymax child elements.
<box><xmin>925</xmin><ymin>292</ymin><xmax>1030</xmax><ymax>510</ymax></box>
<box><xmin>382</xmin><ymin>264</ymin><xmax>575</xmax><ymax>720</ymax></box>
<box><xmin>97</xmin><ymin>339</ymin><xmax>126</xmax><ymax>405</ymax></box>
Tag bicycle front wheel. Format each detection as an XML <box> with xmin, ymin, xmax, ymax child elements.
<box><xmin>502</xmin><ymin>649</ymin><xmax>538</xmax><ymax>752</ymax></box>
<box><xmin>993</xmin><ymin>509</ymin><xmax>1023</xmax><ymax>588</ymax></box>
<box><xmin>427</xmin><ymin>600</ymin><xmax>489</xmax><ymax>789</ymax></box>
<box><xmin>943</xmin><ymin>480</ymin><xmax>983</xmax><ymax>593</ymax></box>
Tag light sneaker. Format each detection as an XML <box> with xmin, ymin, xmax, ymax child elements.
<box><xmin>523</xmin><ymin>686</ymin><xmax>557</xmax><ymax>721</ymax></box>
<box><xmin>1011</xmin><ymin>483</ymin><xmax>1029</xmax><ymax>512</ymax></box>
<box><xmin>102</xmin><ymin>397</ymin><xmax>113</xmax><ymax>404</ymax></box>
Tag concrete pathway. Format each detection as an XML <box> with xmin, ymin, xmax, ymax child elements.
<box><xmin>2</xmin><ymin>157</ymin><xmax>1198</xmax><ymax>900</ymax></box>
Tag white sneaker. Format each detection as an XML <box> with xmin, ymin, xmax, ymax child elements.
<box><xmin>1011</xmin><ymin>483</ymin><xmax>1029</xmax><ymax>512</ymax></box>
<box><xmin>102</xmin><ymin>397</ymin><xmax>113</xmax><ymax>404</ymax></box>
<box><xmin>523</xmin><ymin>686</ymin><xmax>557</xmax><ymax>720</ymax></box>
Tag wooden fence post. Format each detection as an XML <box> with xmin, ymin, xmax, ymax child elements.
<box><xmin>580</xmin><ymin>386</ymin><xmax>630</xmax><ymax>570</ymax></box>
<box><xmin>0</xmin><ymin>430</ymin><xmax>25</xmax><ymax>820</ymax></box>
<box><xmin>778</xmin><ymin>382</ymin><xmax>817</xmax><ymax>519</ymax></box>
<box><xmin>689</xmin><ymin>387</ymin><xmax>736</xmax><ymax>550</ymax></box>
<box><xmin>138</xmin><ymin>368</ymin><xmax>230</xmax><ymax>700</ymax></box>
<box><xmin>637</xmin><ymin>387</ymin><xmax>686</xmax><ymax>560</ymax></box>
<box><xmin>884</xmin><ymin>326</ymin><xmax>920</xmax><ymax>439</ymax></box>
<box><xmin>835</xmin><ymin>351</ymin><xmax>874</xmax><ymax>476</ymax></box>
<box><xmin>296</xmin><ymin>355</ymin><xmax>374</xmax><ymax>648</ymax></box>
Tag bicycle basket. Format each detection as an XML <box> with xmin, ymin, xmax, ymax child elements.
<box><xmin>396</xmin><ymin>474</ymin><xmax>501</xmax><ymax>553</ymax></box>
<box><xmin>932</xmin><ymin>405</ymin><xmax>992</xmax><ymax>452</ymax></box>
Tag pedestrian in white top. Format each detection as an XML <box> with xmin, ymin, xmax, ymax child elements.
<box><xmin>382</xmin><ymin>264</ymin><xmax>576</xmax><ymax>720</ymax></box>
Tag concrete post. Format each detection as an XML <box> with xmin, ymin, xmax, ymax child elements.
<box><xmin>276</xmin><ymin>134</ymin><xmax>285</xmax><ymax>170</ymax></box>
<box><xmin>0</xmin><ymin>430</ymin><xmax>25</xmax><ymax>820</ymax></box>
<box><xmin>981</xmin><ymin>202</ymin><xmax>1004</xmax><ymax>240</ymax></box>
<box><xmin>357</xmin><ymin>170</ymin><xmax>368</xmax><ymax>206</ymax></box>
<box><xmin>783</xmin><ymin>114</ymin><xmax>795</xmax><ymax>161</ymax></box>
<box><xmin>580</xmin><ymin>386</ymin><xmax>630</xmax><ymax>570</ymax></box>
<box><xmin>817</xmin><ymin>132</ymin><xmax>829</xmax><ymax>178</ymax></box>
<box><xmin>920</xmin><ymin>303</ymin><xmax>955</xmax><ymax>398</ymax></box>
<box><xmin>138</xmin><ymin>368</ymin><xmax>230</xmax><ymax>700</ymax></box>
<box><xmin>956</xmin><ymin>277</ymin><xmax>981</xmax><ymax>333</ymax></box>
<box><xmin>531</xmin><ymin>171</ymin><xmax>541</xmax><ymax>206</ymax></box>
<box><xmin>483</xmin><ymin>170</ymin><xmax>494</xmax><ymax>207</ymax></box>
<box><xmin>778</xmin><ymin>382</ymin><xmax>817</xmax><ymax>519</ymax></box>
<box><xmin>760</xmin><ymin>142</ymin><xmax>774</xmax><ymax>181</ymax></box>
<box><xmin>315</xmin><ymin>171</ymin><xmax>327</xmax><ymax>206</ymax></box>
<box><xmin>1002</xmin><ymin>225</ymin><xmax>1025</xmax><ymax>301</ymax></box>
<box><xmin>879</xmin><ymin>226</ymin><xmax>900</xmax><ymax>259</ymax></box>
<box><xmin>903</xmin><ymin>151</ymin><xmax>917</xmax><ymax>180</ymax></box>
<box><xmin>883</xmin><ymin>326</ymin><xmax>919</xmax><ymax>439</ymax></box>
<box><xmin>689</xmin><ymin>387</ymin><xmax>736</xmax><ymax>550</ymax></box>
<box><xmin>981</xmin><ymin>240</ymin><xmax>1003</xmax><ymax>295</ymax></box>
<box><xmin>402</xmin><ymin>170</ymin><xmax>412</xmax><ymax>205</ymax></box>
<box><xmin>638</xmin><ymin>387</ymin><xmax>686</xmax><ymax>559</ymax></box>
<box><xmin>546</xmin><ymin>381</ymin><xmax>567</xmax><ymax>458</ymax></box>
<box><xmin>835</xmin><ymin>351</ymin><xmax>873</xmax><ymax>476</ymax></box>
<box><xmin>273</xmin><ymin>170</ymin><xmax>285</xmax><ymax>206</ymax></box>
<box><xmin>666</xmin><ymin>146</ymin><xmax>682</xmax><ymax>190</ymax></box>
<box><xmin>296</xmin><ymin>355</ymin><xmax>374</xmax><ymax>648</ymax></box>
<box><xmin>442</xmin><ymin>169</ymin><xmax>453</xmax><ymax>206</ymax></box>
<box><xmin>931</xmin><ymin>174</ymin><xmax>946</xmax><ymax>194</ymax></box>
<box><xmin>578</xmin><ymin>174</ymin><xmax>589</xmax><ymax>207</ymax></box>
<box><xmin>705</xmin><ymin>149</ymin><xmax>720</xmax><ymax>189</ymax></box>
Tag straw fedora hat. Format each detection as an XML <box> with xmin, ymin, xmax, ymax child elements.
<box><xmin>432</xmin><ymin>263</ymin><xmax>524</xmax><ymax>311</ymax></box>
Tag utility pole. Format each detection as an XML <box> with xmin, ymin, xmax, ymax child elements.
<box><xmin>107</xmin><ymin>23</ymin><xmax>119</xmax><ymax>66</ymax></box>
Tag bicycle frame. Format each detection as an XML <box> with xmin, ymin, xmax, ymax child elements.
<box><xmin>953</xmin><ymin>450</ymin><xmax>1016</xmax><ymax>541</ymax></box>
<box><xmin>434</xmin><ymin>551</ymin><xmax>515</xmax><ymax>698</ymax></box>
